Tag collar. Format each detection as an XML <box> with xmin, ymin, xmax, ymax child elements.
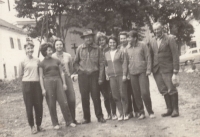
<box><xmin>82</xmin><ymin>43</ymin><xmax>98</xmax><ymax>49</ymax></box>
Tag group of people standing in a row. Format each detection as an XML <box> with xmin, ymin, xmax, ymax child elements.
<box><xmin>19</xmin><ymin>21</ymin><xmax>180</xmax><ymax>134</ymax></box>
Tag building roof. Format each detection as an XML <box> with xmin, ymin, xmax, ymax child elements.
<box><xmin>0</xmin><ymin>18</ymin><xmax>26</xmax><ymax>34</ymax></box>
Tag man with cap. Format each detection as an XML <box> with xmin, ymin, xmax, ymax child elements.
<box><xmin>149</xmin><ymin>22</ymin><xmax>179</xmax><ymax>117</ymax></box>
<box><xmin>119</xmin><ymin>31</ymin><xmax>140</xmax><ymax>119</ymax></box>
<box><xmin>73</xmin><ymin>29</ymin><xmax>106</xmax><ymax>124</ymax></box>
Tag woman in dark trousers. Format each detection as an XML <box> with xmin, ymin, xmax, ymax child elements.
<box><xmin>39</xmin><ymin>43</ymin><xmax>76</xmax><ymax>130</ymax></box>
<box><xmin>96</xmin><ymin>32</ymin><xmax>117</xmax><ymax>120</ymax></box>
<box><xmin>125</xmin><ymin>30</ymin><xmax>155</xmax><ymax>119</ymax></box>
<box><xmin>52</xmin><ymin>38</ymin><xmax>78</xmax><ymax>124</ymax></box>
<box><xmin>104</xmin><ymin>35</ymin><xmax>128</xmax><ymax>121</ymax></box>
<box><xmin>18</xmin><ymin>42</ymin><xmax>44</xmax><ymax>134</ymax></box>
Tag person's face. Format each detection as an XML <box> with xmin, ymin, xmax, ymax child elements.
<box><xmin>99</xmin><ymin>37</ymin><xmax>107</xmax><ymax>46</ymax></box>
<box><xmin>153</xmin><ymin>25</ymin><xmax>163</xmax><ymax>38</ymax></box>
<box><xmin>119</xmin><ymin>35</ymin><xmax>127</xmax><ymax>46</ymax></box>
<box><xmin>84</xmin><ymin>35</ymin><xmax>94</xmax><ymax>45</ymax></box>
<box><xmin>46</xmin><ymin>47</ymin><xmax>53</xmax><ymax>57</ymax></box>
<box><xmin>127</xmin><ymin>35</ymin><xmax>136</xmax><ymax>45</ymax></box>
<box><xmin>109</xmin><ymin>39</ymin><xmax>117</xmax><ymax>50</ymax></box>
<box><xmin>25</xmin><ymin>45</ymin><xmax>34</xmax><ymax>56</ymax></box>
<box><xmin>55</xmin><ymin>41</ymin><xmax>64</xmax><ymax>52</ymax></box>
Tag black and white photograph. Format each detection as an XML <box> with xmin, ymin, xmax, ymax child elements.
<box><xmin>0</xmin><ymin>0</ymin><xmax>200</xmax><ymax>137</ymax></box>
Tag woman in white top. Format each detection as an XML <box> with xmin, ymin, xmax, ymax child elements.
<box><xmin>52</xmin><ymin>38</ymin><xmax>78</xmax><ymax>124</ymax></box>
<box><xmin>18</xmin><ymin>42</ymin><xmax>44</xmax><ymax>134</ymax></box>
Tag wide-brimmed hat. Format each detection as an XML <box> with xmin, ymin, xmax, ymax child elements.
<box><xmin>81</xmin><ymin>29</ymin><xmax>95</xmax><ymax>38</ymax></box>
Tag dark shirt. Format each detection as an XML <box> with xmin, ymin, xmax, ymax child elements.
<box><xmin>39</xmin><ymin>57</ymin><xmax>61</xmax><ymax>78</ymax></box>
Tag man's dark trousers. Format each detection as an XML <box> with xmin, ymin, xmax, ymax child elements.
<box><xmin>78</xmin><ymin>71</ymin><xmax>104</xmax><ymax>121</ymax></box>
<box><xmin>127</xmin><ymin>80</ymin><xmax>139</xmax><ymax>115</ymax></box>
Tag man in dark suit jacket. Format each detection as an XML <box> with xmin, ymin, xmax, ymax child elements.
<box><xmin>149</xmin><ymin>22</ymin><xmax>179</xmax><ymax>117</ymax></box>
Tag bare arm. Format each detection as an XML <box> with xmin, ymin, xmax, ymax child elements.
<box><xmin>73</xmin><ymin>46</ymin><xmax>81</xmax><ymax>74</ymax></box>
<box><xmin>39</xmin><ymin>68</ymin><xmax>46</xmax><ymax>96</ymax></box>
<box><xmin>143</xmin><ymin>43</ymin><xmax>152</xmax><ymax>74</ymax></box>
<box><xmin>59</xmin><ymin>65</ymin><xmax>67</xmax><ymax>90</ymax></box>
<box><xmin>18</xmin><ymin>61</ymin><xmax>24</xmax><ymax>80</ymax></box>
<box><xmin>69</xmin><ymin>55</ymin><xmax>73</xmax><ymax>75</ymax></box>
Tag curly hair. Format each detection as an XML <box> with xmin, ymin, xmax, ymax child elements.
<box><xmin>96</xmin><ymin>32</ymin><xmax>108</xmax><ymax>46</ymax></box>
<box><xmin>53</xmin><ymin>38</ymin><xmax>65</xmax><ymax>51</ymax></box>
<box><xmin>40</xmin><ymin>42</ymin><xmax>53</xmax><ymax>57</ymax></box>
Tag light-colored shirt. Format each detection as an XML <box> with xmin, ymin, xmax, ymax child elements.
<box><xmin>110</xmin><ymin>50</ymin><xmax>117</xmax><ymax>62</ymax></box>
<box><xmin>18</xmin><ymin>57</ymin><xmax>40</xmax><ymax>81</ymax></box>
<box><xmin>52</xmin><ymin>52</ymin><xmax>73</xmax><ymax>76</ymax></box>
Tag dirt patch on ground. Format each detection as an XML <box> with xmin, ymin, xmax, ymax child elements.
<box><xmin>0</xmin><ymin>74</ymin><xmax>200</xmax><ymax>137</ymax></box>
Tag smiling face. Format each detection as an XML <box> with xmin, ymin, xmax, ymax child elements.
<box><xmin>127</xmin><ymin>35</ymin><xmax>136</xmax><ymax>45</ymax></box>
<box><xmin>25</xmin><ymin>45</ymin><xmax>34</xmax><ymax>57</ymax></box>
<box><xmin>153</xmin><ymin>22</ymin><xmax>163</xmax><ymax>38</ymax></box>
<box><xmin>46</xmin><ymin>47</ymin><xmax>53</xmax><ymax>57</ymax></box>
<box><xmin>99</xmin><ymin>37</ymin><xmax>107</xmax><ymax>47</ymax></box>
<box><xmin>55</xmin><ymin>40</ymin><xmax>64</xmax><ymax>52</ymax></box>
<box><xmin>109</xmin><ymin>39</ymin><xmax>117</xmax><ymax>50</ymax></box>
<box><xmin>119</xmin><ymin>34</ymin><xmax>128</xmax><ymax>46</ymax></box>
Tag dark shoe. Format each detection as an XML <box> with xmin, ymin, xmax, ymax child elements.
<box><xmin>171</xmin><ymin>93</ymin><xmax>179</xmax><ymax>117</ymax></box>
<box><xmin>98</xmin><ymin>117</ymin><xmax>106</xmax><ymax>123</ymax></box>
<box><xmin>161</xmin><ymin>94</ymin><xmax>173</xmax><ymax>117</ymax></box>
<box><xmin>129</xmin><ymin>113</ymin><xmax>134</xmax><ymax>119</ymax></box>
<box><xmin>37</xmin><ymin>126</ymin><xmax>45</xmax><ymax>132</ymax></box>
<box><xmin>81</xmin><ymin>119</ymin><xmax>91</xmax><ymax>124</ymax></box>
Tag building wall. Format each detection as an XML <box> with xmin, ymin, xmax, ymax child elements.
<box><xmin>0</xmin><ymin>27</ymin><xmax>40</xmax><ymax>80</ymax></box>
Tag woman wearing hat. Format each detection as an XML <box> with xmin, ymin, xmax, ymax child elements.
<box><xmin>104</xmin><ymin>35</ymin><xmax>128</xmax><ymax>121</ymax></box>
<box><xmin>96</xmin><ymin>32</ymin><xmax>117</xmax><ymax>120</ymax></box>
<box><xmin>18</xmin><ymin>42</ymin><xmax>44</xmax><ymax>134</ymax></box>
<box><xmin>52</xmin><ymin>38</ymin><xmax>78</xmax><ymax>124</ymax></box>
<box><xmin>125</xmin><ymin>30</ymin><xmax>155</xmax><ymax>119</ymax></box>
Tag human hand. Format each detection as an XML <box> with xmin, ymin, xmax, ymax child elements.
<box><xmin>122</xmin><ymin>76</ymin><xmax>127</xmax><ymax>82</ymax></box>
<box><xmin>146</xmin><ymin>71</ymin><xmax>151</xmax><ymax>76</ymax></box>
<box><xmin>63</xmin><ymin>84</ymin><xmax>67</xmax><ymax>91</ymax></box>
<box><xmin>98</xmin><ymin>79</ymin><xmax>103</xmax><ymax>85</ymax></box>
<box><xmin>106</xmin><ymin>75</ymin><xmax>109</xmax><ymax>81</ymax></box>
<box><xmin>172</xmin><ymin>74</ymin><xmax>179</xmax><ymax>87</ymax></box>
<box><xmin>71</xmin><ymin>74</ymin><xmax>78</xmax><ymax>82</ymax></box>
<box><xmin>42</xmin><ymin>89</ymin><xmax>46</xmax><ymax>97</ymax></box>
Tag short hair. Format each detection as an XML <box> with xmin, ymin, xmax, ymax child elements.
<box><xmin>128</xmin><ymin>30</ymin><xmax>138</xmax><ymax>39</ymax></box>
<box><xmin>96</xmin><ymin>32</ymin><xmax>108</xmax><ymax>45</ymax></box>
<box><xmin>24</xmin><ymin>42</ymin><xmax>34</xmax><ymax>49</ymax></box>
<box><xmin>40</xmin><ymin>42</ymin><xmax>53</xmax><ymax>57</ymax></box>
<box><xmin>153</xmin><ymin>22</ymin><xmax>162</xmax><ymax>29</ymax></box>
<box><xmin>119</xmin><ymin>31</ymin><xmax>128</xmax><ymax>37</ymax></box>
<box><xmin>53</xmin><ymin>38</ymin><xmax>65</xmax><ymax>51</ymax></box>
<box><xmin>108</xmin><ymin>35</ymin><xmax>118</xmax><ymax>45</ymax></box>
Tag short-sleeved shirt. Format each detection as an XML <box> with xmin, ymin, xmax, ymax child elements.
<box><xmin>52</xmin><ymin>52</ymin><xmax>72</xmax><ymax>76</ymax></box>
<box><xmin>38</xmin><ymin>57</ymin><xmax>61</xmax><ymax>78</ymax></box>
<box><xmin>19</xmin><ymin>57</ymin><xmax>40</xmax><ymax>81</ymax></box>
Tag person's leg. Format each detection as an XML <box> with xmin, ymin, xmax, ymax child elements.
<box><xmin>120</xmin><ymin>77</ymin><xmax>128</xmax><ymax>116</ymax></box>
<box><xmin>44</xmin><ymin>79</ymin><xmax>59</xmax><ymax>126</ymax></box>
<box><xmin>32</xmin><ymin>82</ymin><xmax>43</xmax><ymax>128</ymax></box>
<box><xmin>126</xmin><ymin>80</ymin><xmax>133</xmax><ymax>115</ymax></box>
<box><xmin>65</xmin><ymin>75</ymin><xmax>76</xmax><ymax>122</ymax></box>
<box><xmin>56</xmin><ymin>78</ymin><xmax>73</xmax><ymax>126</ymax></box>
<box><xmin>138</xmin><ymin>73</ymin><xmax>154</xmax><ymax>115</ymax></box>
<box><xmin>22</xmin><ymin>82</ymin><xmax>34</xmax><ymax>127</ymax></box>
<box><xmin>78</xmin><ymin>73</ymin><xmax>90</xmax><ymax>121</ymax></box>
<box><xmin>100</xmin><ymin>80</ymin><xmax>111</xmax><ymax>117</ymax></box>
<box><xmin>106</xmin><ymin>80</ymin><xmax>116</xmax><ymax>116</ymax></box>
<box><xmin>90</xmin><ymin>72</ymin><xmax>104</xmax><ymax>121</ymax></box>
<box><xmin>161</xmin><ymin>73</ymin><xmax>179</xmax><ymax>117</ymax></box>
<box><xmin>153</xmin><ymin>72</ymin><xmax>172</xmax><ymax>117</ymax></box>
<box><xmin>130</xmin><ymin>75</ymin><xmax>145</xmax><ymax>115</ymax></box>
<box><xmin>110</xmin><ymin>77</ymin><xmax>123</xmax><ymax>116</ymax></box>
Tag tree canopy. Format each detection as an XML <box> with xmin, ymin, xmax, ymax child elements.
<box><xmin>15</xmin><ymin>0</ymin><xmax>200</xmax><ymax>46</ymax></box>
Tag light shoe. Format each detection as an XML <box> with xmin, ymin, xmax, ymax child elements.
<box><xmin>69</xmin><ymin>123</ymin><xmax>76</xmax><ymax>127</ymax></box>
<box><xmin>150</xmin><ymin>114</ymin><xmax>156</xmax><ymax>119</ymax></box>
<box><xmin>37</xmin><ymin>126</ymin><xmax>45</xmax><ymax>132</ymax></box>
<box><xmin>112</xmin><ymin>115</ymin><xmax>118</xmax><ymax>120</ymax></box>
<box><xmin>124</xmin><ymin>115</ymin><xmax>129</xmax><ymax>120</ymax></box>
<box><xmin>31</xmin><ymin>126</ymin><xmax>37</xmax><ymax>134</ymax></box>
<box><xmin>118</xmin><ymin>115</ymin><xmax>123</xmax><ymax>121</ymax></box>
<box><xmin>106</xmin><ymin>114</ymin><xmax>112</xmax><ymax>120</ymax></box>
<box><xmin>138</xmin><ymin>114</ymin><xmax>145</xmax><ymax>120</ymax></box>
<box><xmin>54</xmin><ymin>125</ymin><xmax>60</xmax><ymax>130</ymax></box>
